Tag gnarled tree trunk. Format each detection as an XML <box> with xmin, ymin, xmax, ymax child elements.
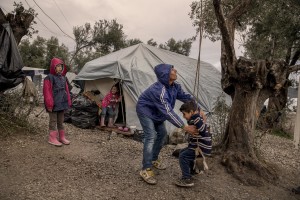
<box><xmin>213</xmin><ymin>0</ymin><xmax>289</xmax><ymax>185</ymax></box>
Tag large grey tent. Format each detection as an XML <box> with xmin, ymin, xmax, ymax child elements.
<box><xmin>75</xmin><ymin>43</ymin><xmax>226</xmax><ymax>133</ymax></box>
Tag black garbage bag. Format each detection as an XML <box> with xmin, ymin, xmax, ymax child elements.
<box><xmin>0</xmin><ymin>23</ymin><xmax>25</xmax><ymax>92</ymax></box>
<box><xmin>72</xmin><ymin>95</ymin><xmax>99</xmax><ymax>113</ymax></box>
<box><xmin>71</xmin><ymin>109</ymin><xmax>98</xmax><ymax>129</ymax></box>
<box><xmin>64</xmin><ymin>108</ymin><xmax>72</xmax><ymax>123</ymax></box>
<box><xmin>70</xmin><ymin>94</ymin><xmax>99</xmax><ymax>129</ymax></box>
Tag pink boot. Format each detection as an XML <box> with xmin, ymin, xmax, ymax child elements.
<box><xmin>48</xmin><ymin>130</ymin><xmax>62</xmax><ymax>147</ymax></box>
<box><xmin>58</xmin><ymin>130</ymin><xmax>70</xmax><ymax>145</ymax></box>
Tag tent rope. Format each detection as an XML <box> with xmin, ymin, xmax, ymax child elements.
<box><xmin>193</xmin><ymin>0</ymin><xmax>204</xmax><ymax>101</ymax></box>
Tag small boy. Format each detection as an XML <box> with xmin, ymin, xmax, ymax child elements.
<box><xmin>175</xmin><ymin>100</ymin><xmax>212</xmax><ymax>187</ymax></box>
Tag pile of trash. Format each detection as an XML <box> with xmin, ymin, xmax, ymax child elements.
<box><xmin>65</xmin><ymin>92</ymin><xmax>100</xmax><ymax>129</ymax></box>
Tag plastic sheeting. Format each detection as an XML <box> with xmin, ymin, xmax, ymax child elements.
<box><xmin>0</xmin><ymin>23</ymin><xmax>25</xmax><ymax>92</ymax></box>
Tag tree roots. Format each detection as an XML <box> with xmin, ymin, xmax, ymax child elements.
<box><xmin>221</xmin><ymin>151</ymin><xmax>278</xmax><ymax>186</ymax></box>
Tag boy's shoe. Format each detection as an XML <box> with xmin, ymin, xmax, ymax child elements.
<box><xmin>292</xmin><ymin>186</ymin><xmax>300</xmax><ymax>194</ymax></box>
<box><xmin>152</xmin><ymin>160</ymin><xmax>167</xmax><ymax>170</ymax></box>
<box><xmin>191</xmin><ymin>168</ymin><xmax>204</xmax><ymax>176</ymax></box>
<box><xmin>175</xmin><ymin>178</ymin><xmax>194</xmax><ymax>187</ymax></box>
<box><xmin>140</xmin><ymin>168</ymin><xmax>157</xmax><ymax>185</ymax></box>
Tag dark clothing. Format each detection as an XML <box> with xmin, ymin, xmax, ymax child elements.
<box><xmin>178</xmin><ymin>113</ymin><xmax>212</xmax><ymax>179</ymax></box>
<box><xmin>45</xmin><ymin>74</ymin><xmax>69</xmax><ymax>111</ymax></box>
<box><xmin>179</xmin><ymin>147</ymin><xmax>197</xmax><ymax>179</ymax></box>
<box><xmin>136</xmin><ymin>64</ymin><xmax>193</xmax><ymax>128</ymax></box>
<box><xmin>187</xmin><ymin>114</ymin><xmax>212</xmax><ymax>156</ymax></box>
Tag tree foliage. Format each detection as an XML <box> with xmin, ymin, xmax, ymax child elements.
<box><xmin>147</xmin><ymin>38</ymin><xmax>158</xmax><ymax>47</ymax></box>
<box><xmin>243</xmin><ymin>0</ymin><xmax>300</xmax><ymax>65</ymax></box>
<box><xmin>18</xmin><ymin>36</ymin><xmax>70</xmax><ymax>69</ymax></box>
<box><xmin>0</xmin><ymin>2</ymin><xmax>37</xmax><ymax>45</ymax></box>
<box><xmin>159</xmin><ymin>38</ymin><xmax>193</xmax><ymax>56</ymax></box>
<box><xmin>72</xmin><ymin>19</ymin><xmax>127</xmax><ymax>70</ymax></box>
<box><xmin>147</xmin><ymin>38</ymin><xmax>193</xmax><ymax>56</ymax></box>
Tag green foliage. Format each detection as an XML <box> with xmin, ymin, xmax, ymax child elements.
<box><xmin>189</xmin><ymin>0</ymin><xmax>300</xmax><ymax>64</ymax></box>
<box><xmin>159</xmin><ymin>38</ymin><xmax>193</xmax><ymax>56</ymax></box>
<box><xmin>271</xmin><ymin>129</ymin><xmax>292</xmax><ymax>139</ymax></box>
<box><xmin>189</xmin><ymin>0</ymin><xmax>248</xmax><ymax>42</ymax></box>
<box><xmin>19</xmin><ymin>36</ymin><xmax>47</xmax><ymax>68</ymax></box>
<box><xmin>73</xmin><ymin>19</ymin><xmax>126</xmax><ymax>55</ymax></box>
<box><xmin>45</xmin><ymin>37</ymin><xmax>69</xmax><ymax>68</ymax></box>
<box><xmin>243</xmin><ymin>0</ymin><xmax>300</xmax><ymax>63</ymax></box>
<box><xmin>72</xmin><ymin>19</ymin><xmax>129</xmax><ymax>71</ymax></box>
<box><xmin>18</xmin><ymin>36</ymin><xmax>70</xmax><ymax>69</ymax></box>
<box><xmin>126</xmin><ymin>38</ymin><xmax>142</xmax><ymax>47</ymax></box>
<box><xmin>147</xmin><ymin>39</ymin><xmax>158</xmax><ymax>47</ymax></box>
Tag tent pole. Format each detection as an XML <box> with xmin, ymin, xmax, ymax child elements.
<box><xmin>119</xmin><ymin>81</ymin><xmax>126</xmax><ymax>126</ymax></box>
<box><xmin>294</xmin><ymin>76</ymin><xmax>300</xmax><ymax>149</ymax></box>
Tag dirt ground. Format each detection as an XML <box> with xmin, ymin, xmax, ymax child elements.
<box><xmin>0</xmin><ymin>108</ymin><xmax>300</xmax><ymax>200</ymax></box>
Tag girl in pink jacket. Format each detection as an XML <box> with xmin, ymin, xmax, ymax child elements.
<box><xmin>43</xmin><ymin>58</ymin><xmax>72</xmax><ymax>147</ymax></box>
<box><xmin>100</xmin><ymin>84</ymin><xmax>121</xmax><ymax>127</ymax></box>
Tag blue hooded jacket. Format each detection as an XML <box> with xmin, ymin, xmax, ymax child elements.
<box><xmin>136</xmin><ymin>64</ymin><xmax>193</xmax><ymax>128</ymax></box>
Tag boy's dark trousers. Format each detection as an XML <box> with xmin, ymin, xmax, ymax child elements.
<box><xmin>179</xmin><ymin>147</ymin><xmax>196</xmax><ymax>179</ymax></box>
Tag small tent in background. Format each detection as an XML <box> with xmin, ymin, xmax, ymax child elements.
<box><xmin>75</xmin><ymin>43</ymin><xmax>228</xmax><ymax>134</ymax></box>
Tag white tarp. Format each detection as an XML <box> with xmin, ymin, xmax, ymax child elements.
<box><xmin>75</xmin><ymin>43</ymin><xmax>227</xmax><ymax>133</ymax></box>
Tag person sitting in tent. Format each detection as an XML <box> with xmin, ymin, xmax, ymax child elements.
<box><xmin>100</xmin><ymin>84</ymin><xmax>121</xmax><ymax>127</ymax></box>
<box><xmin>43</xmin><ymin>57</ymin><xmax>72</xmax><ymax>147</ymax></box>
<box><xmin>136</xmin><ymin>64</ymin><xmax>198</xmax><ymax>185</ymax></box>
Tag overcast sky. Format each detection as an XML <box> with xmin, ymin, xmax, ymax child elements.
<box><xmin>1</xmin><ymin>0</ymin><xmax>244</xmax><ymax>70</ymax></box>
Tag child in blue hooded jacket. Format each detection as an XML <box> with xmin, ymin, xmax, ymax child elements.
<box><xmin>136</xmin><ymin>63</ymin><xmax>197</xmax><ymax>185</ymax></box>
<box><xmin>43</xmin><ymin>58</ymin><xmax>71</xmax><ymax>147</ymax></box>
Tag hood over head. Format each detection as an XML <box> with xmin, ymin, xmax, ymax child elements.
<box><xmin>49</xmin><ymin>57</ymin><xmax>67</xmax><ymax>75</ymax></box>
<box><xmin>154</xmin><ymin>64</ymin><xmax>173</xmax><ymax>87</ymax></box>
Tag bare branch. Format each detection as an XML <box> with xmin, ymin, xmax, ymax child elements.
<box><xmin>0</xmin><ymin>8</ymin><xmax>7</xmax><ymax>24</ymax></box>
<box><xmin>227</xmin><ymin>0</ymin><xmax>252</xmax><ymax>20</ymax></box>
<box><xmin>289</xmin><ymin>64</ymin><xmax>300</xmax><ymax>73</ymax></box>
<box><xmin>213</xmin><ymin>0</ymin><xmax>236</xmax><ymax>67</ymax></box>
<box><xmin>290</xmin><ymin>49</ymin><xmax>300</xmax><ymax>66</ymax></box>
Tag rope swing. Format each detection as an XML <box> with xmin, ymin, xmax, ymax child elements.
<box><xmin>193</xmin><ymin>0</ymin><xmax>204</xmax><ymax>100</ymax></box>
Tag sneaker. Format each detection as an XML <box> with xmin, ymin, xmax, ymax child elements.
<box><xmin>292</xmin><ymin>186</ymin><xmax>300</xmax><ymax>194</ymax></box>
<box><xmin>140</xmin><ymin>168</ymin><xmax>157</xmax><ymax>185</ymax></box>
<box><xmin>175</xmin><ymin>178</ymin><xmax>194</xmax><ymax>187</ymax></box>
<box><xmin>152</xmin><ymin>160</ymin><xmax>167</xmax><ymax>170</ymax></box>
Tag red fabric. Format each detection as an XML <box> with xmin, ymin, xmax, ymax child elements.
<box><xmin>101</xmin><ymin>91</ymin><xmax>119</xmax><ymax>108</ymax></box>
<box><xmin>65</xmin><ymin>81</ymin><xmax>72</xmax><ymax>107</ymax></box>
<box><xmin>49</xmin><ymin>58</ymin><xmax>67</xmax><ymax>75</ymax></box>
<box><xmin>43</xmin><ymin>79</ymin><xmax>54</xmax><ymax>110</ymax></box>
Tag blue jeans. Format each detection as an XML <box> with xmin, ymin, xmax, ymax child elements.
<box><xmin>137</xmin><ymin>113</ymin><xmax>167</xmax><ymax>170</ymax></box>
<box><xmin>179</xmin><ymin>147</ymin><xmax>196</xmax><ymax>179</ymax></box>
<box><xmin>101</xmin><ymin>107</ymin><xmax>116</xmax><ymax>118</ymax></box>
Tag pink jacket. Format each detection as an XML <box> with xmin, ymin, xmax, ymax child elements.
<box><xmin>101</xmin><ymin>91</ymin><xmax>120</xmax><ymax>109</ymax></box>
<box><xmin>43</xmin><ymin>58</ymin><xmax>72</xmax><ymax>111</ymax></box>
